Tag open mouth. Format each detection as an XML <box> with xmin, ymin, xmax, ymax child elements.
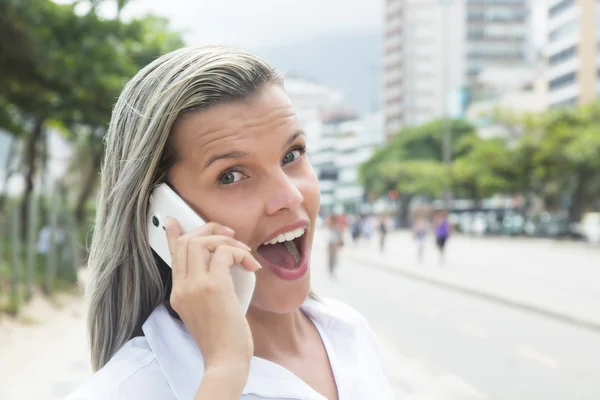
<box><xmin>256</xmin><ymin>228</ymin><xmax>306</xmax><ymax>271</ymax></box>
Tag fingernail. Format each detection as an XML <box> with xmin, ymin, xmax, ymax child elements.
<box><xmin>223</xmin><ymin>226</ymin><xmax>235</xmax><ymax>235</ymax></box>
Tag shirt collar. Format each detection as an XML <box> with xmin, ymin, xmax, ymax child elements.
<box><xmin>142</xmin><ymin>298</ymin><xmax>359</xmax><ymax>400</ymax></box>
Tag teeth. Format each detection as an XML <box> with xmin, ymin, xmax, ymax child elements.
<box><xmin>263</xmin><ymin>228</ymin><xmax>305</xmax><ymax>246</ymax></box>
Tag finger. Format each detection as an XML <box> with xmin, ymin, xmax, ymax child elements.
<box><xmin>165</xmin><ymin>217</ymin><xmax>188</xmax><ymax>280</ymax></box>
<box><xmin>209</xmin><ymin>245</ymin><xmax>262</xmax><ymax>275</ymax></box>
<box><xmin>179</xmin><ymin>222</ymin><xmax>236</xmax><ymax>242</ymax></box>
<box><xmin>165</xmin><ymin>216</ymin><xmax>183</xmax><ymax>252</ymax></box>
<box><xmin>189</xmin><ymin>235</ymin><xmax>251</xmax><ymax>253</ymax></box>
<box><xmin>182</xmin><ymin>234</ymin><xmax>252</xmax><ymax>280</ymax></box>
<box><xmin>187</xmin><ymin>239</ymin><xmax>212</xmax><ymax>277</ymax></box>
<box><xmin>186</xmin><ymin>236</ymin><xmax>251</xmax><ymax>278</ymax></box>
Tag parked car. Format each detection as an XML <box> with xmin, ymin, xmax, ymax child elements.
<box><xmin>503</xmin><ymin>214</ymin><xmax>525</xmax><ymax>236</ymax></box>
<box><xmin>524</xmin><ymin>212</ymin><xmax>581</xmax><ymax>239</ymax></box>
<box><xmin>580</xmin><ymin>212</ymin><xmax>600</xmax><ymax>243</ymax></box>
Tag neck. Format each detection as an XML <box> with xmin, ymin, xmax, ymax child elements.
<box><xmin>246</xmin><ymin>306</ymin><xmax>311</xmax><ymax>359</ymax></box>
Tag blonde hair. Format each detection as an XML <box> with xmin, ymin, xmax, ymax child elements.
<box><xmin>87</xmin><ymin>46</ymin><xmax>287</xmax><ymax>371</ymax></box>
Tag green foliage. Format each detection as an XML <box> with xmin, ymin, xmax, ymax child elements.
<box><xmin>360</xmin><ymin>103</ymin><xmax>600</xmax><ymax>222</ymax></box>
<box><xmin>0</xmin><ymin>0</ymin><xmax>185</xmax><ymax>313</ymax></box>
<box><xmin>359</xmin><ymin>119</ymin><xmax>477</xmax><ymax>198</ymax></box>
<box><xmin>452</xmin><ymin>136</ymin><xmax>513</xmax><ymax>200</ymax></box>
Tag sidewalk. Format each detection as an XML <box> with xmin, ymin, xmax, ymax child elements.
<box><xmin>0</xmin><ymin>286</ymin><xmax>90</xmax><ymax>400</ymax></box>
<box><xmin>341</xmin><ymin>230</ymin><xmax>600</xmax><ymax>331</ymax></box>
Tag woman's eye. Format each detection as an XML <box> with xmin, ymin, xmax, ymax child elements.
<box><xmin>218</xmin><ymin>170</ymin><xmax>245</xmax><ymax>185</ymax></box>
<box><xmin>282</xmin><ymin>149</ymin><xmax>302</xmax><ymax>165</ymax></box>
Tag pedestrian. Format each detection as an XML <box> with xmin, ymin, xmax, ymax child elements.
<box><xmin>362</xmin><ymin>216</ymin><xmax>374</xmax><ymax>244</ymax></box>
<box><xmin>378</xmin><ymin>216</ymin><xmax>388</xmax><ymax>252</ymax></box>
<box><xmin>434</xmin><ymin>210</ymin><xmax>451</xmax><ymax>265</ymax></box>
<box><xmin>413</xmin><ymin>216</ymin><xmax>428</xmax><ymax>264</ymax></box>
<box><xmin>351</xmin><ymin>214</ymin><xmax>361</xmax><ymax>245</ymax></box>
<box><xmin>67</xmin><ymin>46</ymin><xmax>394</xmax><ymax>399</ymax></box>
<box><xmin>327</xmin><ymin>214</ymin><xmax>344</xmax><ymax>278</ymax></box>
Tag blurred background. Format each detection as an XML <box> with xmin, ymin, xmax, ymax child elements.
<box><xmin>0</xmin><ymin>0</ymin><xmax>599</xmax><ymax>399</ymax></box>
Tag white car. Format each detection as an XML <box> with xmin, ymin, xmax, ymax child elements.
<box><xmin>581</xmin><ymin>213</ymin><xmax>600</xmax><ymax>244</ymax></box>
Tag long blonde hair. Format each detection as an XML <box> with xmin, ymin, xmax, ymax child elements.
<box><xmin>87</xmin><ymin>46</ymin><xmax>286</xmax><ymax>371</ymax></box>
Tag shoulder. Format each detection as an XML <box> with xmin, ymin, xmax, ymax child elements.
<box><xmin>310</xmin><ymin>298</ymin><xmax>395</xmax><ymax>396</ymax></box>
<box><xmin>311</xmin><ymin>297</ymin><xmax>378</xmax><ymax>341</ymax></box>
<box><xmin>320</xmin><ymin>298</ymin><xmax>368</xmax><ymax>323</ymax></box>
<box><xmin>65</xmin><ymin>337</ymin><xmax>174</xmax><ymax>400</ymax></box>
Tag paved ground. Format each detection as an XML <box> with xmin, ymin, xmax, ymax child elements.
<box><xmin>344</xmin><ymin>230</ymin><xmax>600</xmax><ymax>330</ymax></box>
<box><xmin>0</xmin><ymin>289</ymin><xmax>90</xmax><ymax>400</ymax></box>
<box><xmin>330</xmin><ymin>231</ymin><xmax>600</xmax><ymax>400</ymax></box>
<box><xmin>1</xmin><ymin>232</ymin><xmax>599</xmax><ymax>399</ymax></box>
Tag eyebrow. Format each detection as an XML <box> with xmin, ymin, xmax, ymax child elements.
<box><xmin>204</xmin><ymin>129</ymin><xmax>306</xmax><ymax>169</ymax></box>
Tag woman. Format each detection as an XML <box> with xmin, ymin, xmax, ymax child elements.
<box><xmin>67</xmin><ymin>46</ymin><xmax>394</xmax><ymax>399</ymax></box>
<box><xmin>434</xmin><ymin>210</ymin><xmax>451</xmax><ymax>265</ymax></box>
<box><xmin>378</xmin><ymin>216</ymin><xmax>388</xmax><ymax>253</ymax></box>
<box><xmin>413</xmin><ymin>216</ymin><xmax>428</xmax><ymax>264</ymax></box>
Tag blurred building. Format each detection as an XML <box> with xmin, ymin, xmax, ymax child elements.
<box><xmin>309</xmin><ymin>112</ymin><xmax>384</xmax><ymax>215</ymax></box>
<box><xmin>284</xmin><ymin>76</ymin><xmax>346</xmax><ymax>144</ymax></box>
<box><xmin>545</xmin><ymin>0</ymin><xmax>600</xmax><ymax>109</ymax></box>
<box><xmin>466</xmin><ymin>66</ymin><xmax>547</xmax><ymax>139</ymax></box>
<box><xmin>383</xmin><ymin>0</ymin><xmax>533</xmax><ymax>139</ymax></box>
<box><xmin>465</xmin><ymin>0</ymin><xmax>533</xmax><ymax>89</ymax></box>
<box><xmin>284</xmin><ymin>76</ymin><xmax>385</xmax><ymax>214</ymax></box>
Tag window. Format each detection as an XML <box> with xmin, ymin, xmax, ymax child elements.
<box><xmin>549</xmin><ymin>0</ymin><xmax>575</xmax><ymax>18</ymax></box>
<box><xmin>550</xmin><ymin>96</ymin><xmax>578</xmax><ymax>108</ymax></box>
<box><xmin>549</xmin><ymin>19</ymin><xmax>578</xmax><ymax>42</ymax></box>
<box><xmin>549</xmin><ymin>71</ymin><xmax>576</xmax><ymax>91</ymax></box>
<box><xmin>468</xmin><ymin>0</ymin><xmax>526</xmax><ymax>4</ymax></box>
<box><xmin>549</xmin><ymin>45</ymin><xmax>577</xmax><ymax>65</ymax></box>
<box><xmin>467</xmin><ymin>9</ymin><xmax>528</xmax><ymax>23</ymax></box>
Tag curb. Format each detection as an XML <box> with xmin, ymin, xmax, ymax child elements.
<box><xmin>342</xmin><ymin>250</ymin><xmax>600</xmax><ymax>333</ymax></box>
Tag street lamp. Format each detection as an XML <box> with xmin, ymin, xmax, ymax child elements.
<box><xmin>439</xmin><ymin>0</ymin><xmax>454</xmax><ymax>211</ymax></box>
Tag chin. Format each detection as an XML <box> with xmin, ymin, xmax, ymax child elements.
<box><xmin>249</xmin><ymin>270</ymin><xmax>312</xmax><ymax>314</ymax></box>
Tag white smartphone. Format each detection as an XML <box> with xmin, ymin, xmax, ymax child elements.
<box><xmin>147</xmin><ymin>183</ymin><xmax>256</xmax><ymax>314</ymax></box>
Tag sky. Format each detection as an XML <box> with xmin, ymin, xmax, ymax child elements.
<box><xmin>55</xmin><ymin>0</ymin><xmax>548</xmax><ymax>50</ymax></box>
<box><xmin>69</xmin><ymin>0</ymin><xmax>386</xmax><ymax>49</ymax></box>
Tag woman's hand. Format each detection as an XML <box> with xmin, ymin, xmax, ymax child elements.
<box><xmin>165</xmin><ymin>217</ymin><xmax>261</xmax><ymax>397</ymax></box>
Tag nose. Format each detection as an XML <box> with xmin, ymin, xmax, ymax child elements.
<box><xmin>264</xmin><ymin>169</ymin><xmax>304</xmax><ymax>216</ymax></box>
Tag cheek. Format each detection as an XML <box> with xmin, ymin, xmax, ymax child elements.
<box><xmin>208</xmin><ymin>195</ymin><xmax>263</xmax><ymax>241</ymax></box>
<box><xmin>298</xmin><ymin>164</ymin><xmax>320</xmax><ymax>213</ymax></box>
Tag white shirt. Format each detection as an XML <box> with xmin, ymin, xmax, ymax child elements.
<box><xmin>66</xmin><ymin>298</ymin><xmax>395</xmax><ymax>399</ymax></box>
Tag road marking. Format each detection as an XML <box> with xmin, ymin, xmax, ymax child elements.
<box><xmin>457</xmin><ymin>321</ymin><xmax>487</xmax><ymax>339</ymax></box>
<box><xmin>379</xmin><ymin>336</ymin><xmax>488</xmax><ymax>399</ymax></box>
<box><xmin>516</xmin><ymin>345</ymin><xmax>560</xmax><ymax>369</ymax></box>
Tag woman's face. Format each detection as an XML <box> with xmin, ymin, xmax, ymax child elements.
<box><xmin>168</xmin><ymin>84</ymin><xmax>320</xmax><ymax>313</ymax></box>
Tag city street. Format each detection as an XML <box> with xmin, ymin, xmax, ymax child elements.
<box><xmin>332</xmin><ymin>230</ymin><xmax>600</xmax><ymax>399</ymax></box>
<box><xmin>1</xmin><ymin>232</ymin><xmax>599</xmax><ymax>399</ymax></box>
<box><xmin>345</xmin><ymin>229</ymin><xmax>600</xmax><ymax>330</ymax></box>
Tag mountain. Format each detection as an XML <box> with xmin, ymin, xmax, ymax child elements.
<box><xmin>252</xmin><ymin>32</ymin><xmax>382</xmax><ymax>114</ymax></box>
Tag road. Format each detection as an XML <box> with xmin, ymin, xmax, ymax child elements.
<box><xmin>320</xmin><ymin>233</ymin><xmax>600</xmax><ymax>400</ymax></box>
<box><xmin>345</xmin><ymin>229</ymin><xmax>600</xmax><ymax>329</ymax></box>
<box><xmin>1</xmin><ymin>233</ymin><xmax>599</xmax><ymax>399</ymax></box>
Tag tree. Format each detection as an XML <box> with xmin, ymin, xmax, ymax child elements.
<box><xmin>359</xmin><ymin>119</ymin><xmax>477</xmax><ymax>225</ymax></box>
<box><xmin>0</xmin><ymin>0</ymin><xmax>184</xmax><ymax>234</ymax></box>
<box><xmin>452</xmin><ymin>136</ymin><xmax>513</xmax><ymax>209</ymax></box>
<box><xmin>360</xmin><ymin>119</ymin><xmax>476</xmax><ymax>196</ymax></box>
<box><xmin>489</xmin><ymin>102</ymin><xmax>600</xmax><ymax>222</ymax></box>
<box><xmin>532</xmin><ymin>104</ymin><xmax>600</xmax><ymax>222</ymax></box>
